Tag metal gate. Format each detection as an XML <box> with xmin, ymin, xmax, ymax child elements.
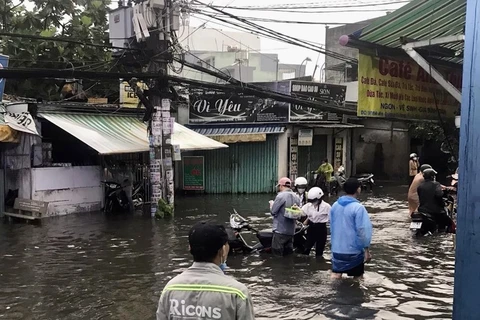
<box><xmin>197</xmin><ymin>135</ymin><xmax>279</xmax><ymax>194</ymax></box>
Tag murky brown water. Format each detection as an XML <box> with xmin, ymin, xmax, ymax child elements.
<box><xmin>0</xmin><ymin>184</ymin><xmax>454</xmax><ymax>319</ymax></box>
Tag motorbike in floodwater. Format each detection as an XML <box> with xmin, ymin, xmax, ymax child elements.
<box><xmin>410</xmin><ymin>191</ymin><xmax>456</xmax><ymax>237</ymax></box>
<box><xmin>102</xmin><ymin>180</ymin><xmax>130</xmax><ymax>214</ymax></box>
<box><xmin>354</xmin><ymin>173</ymin><xmax>375</xmax><ymax>191</ymax></box>
<box><xmin>132</xmin><ymin>181</ymin><xmax>144</xmax><ymax>209</ymax></box>
<box><xmin>227</xmin><ymin>211</ymin><xmax>308</xmax><ymax>255</ymax></box>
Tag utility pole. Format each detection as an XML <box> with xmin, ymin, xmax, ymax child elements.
<box><xmin>453</xmin><ymin>1</ymin><xmax>480</xmax><ymax>318</ymax></box>
<box><xmin>147</xmin><ymin>0</ymin><xmax>175</xmax><ymax>218</ymax></box>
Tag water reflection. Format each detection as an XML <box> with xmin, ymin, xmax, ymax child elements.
<box><xmin>0</xmin><ymin>185</ymin><xmax>454</xmax><ymax>319</ymax></box>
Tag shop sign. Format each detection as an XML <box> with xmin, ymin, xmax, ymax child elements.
<box><xmin>334</xmin><ymin>138</ymin><xmax>344</xmax><ymax>169</ymax></box>
<box><xmin>298</xmin><ymin>129</ymin><xmax>313</xmax><ymax>146</ymax></box>
<box><xmin>5</xmin><ymin>112</ymin><xmax>39</xmax><ymax>135</ymax></box>
<box><xmin>358</xmin><ymin>53</ymin><xmax>460</xmax><ymax>120</ymax></box>
<box><xmin>290</xmin><ymin>81</ymin><xmax>345</xmax><ymax>121</ymax></box>
<box><xmin>119</xmin><ymin>81</ymin><xmax>148</xmax><ymax>107</ymax></box>
<box><xmin>289</xmin><ymin>138</ymin><xmax>298</xmax><ymax>179</ymax></box>
<box><xmin>189</xmin><ymin>93</ymin><xmax>289</xmax><ymax>124</ymax></box>
<box><xmin>183</xmin><ymin>156</ymin><xmax>205</xmax><ymax>190</ymax></box>
<box><xmin>0</xmin><ymin>55</ymin><xmax>9</xmax><ymax>102</ymax></box>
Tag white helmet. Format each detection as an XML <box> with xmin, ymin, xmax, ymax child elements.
<box><xmin>295</xmin><ymin>177</ymin><xmax>308</xmax><ymax>187</ymax></box>
<box><xmin>410</xmin><ymin>153</ymin><xmax>418</xmax><ymax>159</ymax></box>
<box><xmin>307</xmin><ymin>187</ymin><xmax>324</xmax><ymax>200</ymax></box>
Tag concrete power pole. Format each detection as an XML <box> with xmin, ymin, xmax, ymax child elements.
<box><xmin>148</xmin><ymin>0</ymin><xmax>175</xmax><ymax>218</ymax></box>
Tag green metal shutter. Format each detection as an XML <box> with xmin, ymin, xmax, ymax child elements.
<box><xmin>199</xmin><ymin>135</ymin><xmax>278</xmax><ymax>194</ymax></box>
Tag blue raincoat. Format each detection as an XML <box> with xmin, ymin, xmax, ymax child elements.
<box><xmin>330</xmin><ymin>196</ymin><xmax>373</xmax><ymax>272</ymax></box>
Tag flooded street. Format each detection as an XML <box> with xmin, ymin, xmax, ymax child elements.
<box><xmin>0</xmin><ymin>184</ymin><xmax>454</xmax><ymax>320</ymax></box>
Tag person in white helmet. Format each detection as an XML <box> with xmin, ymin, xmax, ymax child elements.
<box><xmin>301</xmin><ymin>187</ymin><xmax>331</xmax><ymax>257</ymax></box>
<box><xmin>409</xmin><ymin>153</ymin><xmax>419</xmax><ymax>186</ymax></box>
<box><xmin>294</xmin><ymin>177</ymin><xmax>308</xmax><ymax>206</ymax></box>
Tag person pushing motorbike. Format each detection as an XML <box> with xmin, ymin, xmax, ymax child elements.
<box><xmin>417</xmin><ymin>168</ymin><xmax>456</xmax><ymax>233</ymax></box>
<box><xmin>407</xmin><ymin>164</ymin><xmax>432</xmax><ymax>216</ymax></box>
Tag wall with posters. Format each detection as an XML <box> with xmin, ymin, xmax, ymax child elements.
<box><xmin>357</xmin><ymin>53</ymin><xmax>460</xmax><ymax>120</ymax></box>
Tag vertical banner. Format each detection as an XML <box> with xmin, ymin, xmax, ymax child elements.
<box><xmin>357</xmin><ymin>53</ymin><xmax>460</xmax><ymax>120</ymax></box>
<box><xmin>183</xmin><ymin>156</ymin><xmax>205</xmax><ymax>191</ymax></box>
<box><xmin>0</xmin><ymin>55</ymin><xmax>9</xmax><ymax>102</ymax></box>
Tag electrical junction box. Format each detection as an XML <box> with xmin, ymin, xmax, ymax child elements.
<box><xmin>170</xmin><ymin>6</ymin><xmax>180</xmax><ymax>31</ymax></box>
<box><xmin>108</xmin><ymin>6</ymin><xmax>134</xmax><ymax>49</ymax></box>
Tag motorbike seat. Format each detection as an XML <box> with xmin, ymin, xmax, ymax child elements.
<box><xmin>258</xmin><ymin>229</ymin><xmax>273</xmax><ymax>237</ymax></box>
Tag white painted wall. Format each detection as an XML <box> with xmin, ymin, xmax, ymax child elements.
<box><xmin>277</xmin><ymin>130</ymin><xmax>289</xmax><ymax>180</ymax></box>
<box><xmin>345</xmin><ymin>81</ymin><xmax>358</xmax><ymax>102</ymax></box>
<box><xmin>30</xmin><ymin>166</ymin><xmax>102</xmax><ymax>216</ymax></box>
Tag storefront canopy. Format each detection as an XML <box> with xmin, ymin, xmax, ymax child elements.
<box><xmin>39</xmin><ymin>113</ymin><xmax>228</xmax><ymax>155</ymax></box>
<box><xmin>346</xmin><ymin>0</ymin><xmax>465</xmax><ymax>65</ymax></box>
<box><xmin>189</xmin><ymin>125</ymin><xmax>285</xmax><ymax>144</ymax></box>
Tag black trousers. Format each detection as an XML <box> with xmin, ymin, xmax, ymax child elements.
<box><xmin>272</xmin><ymin>232</ymin><xmax>294</xmax><ymax>256</ymax></box>
<box><xmin>304</xmin><ymin>222</ymin><xmax>327</xmax><ymax>256</ymax></box>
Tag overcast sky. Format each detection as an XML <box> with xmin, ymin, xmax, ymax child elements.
<box><xmin>185</xmin><ymin>0</ymin><xmax>407</xmax><ymax>77</ymax></box>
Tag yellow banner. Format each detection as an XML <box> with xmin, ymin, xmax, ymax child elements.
<box><xmin>119</xmin><ymin>81</ymin><xmax>148</xmax><ymax>107</ymax></box>
<box><xmin>358</xmin><ymin>53</ymin><xmax>460</xmax><ymax>120</ymax></box>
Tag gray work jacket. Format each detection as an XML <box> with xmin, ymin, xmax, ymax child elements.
<box><xmin>156</xmin><ymin>262</ymin><xmax>255</xmax><ymax>320</ymax></box>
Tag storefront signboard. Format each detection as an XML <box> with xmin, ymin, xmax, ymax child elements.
<box><xmin>189</xmin><ymin>93</ymin><xmax>289</xmax><ymax>124</ymax></box>
<box><xmin>183</xmin><ymin>156</ymin><xmax>205</xmax><ymax>190</ymax></box>
<box><xmin>290</xmin><ymin>81</ymin><xmax>345</xmax><ymax>121</ymax></box>
<box><xmin>358</xmin><ymin>53</ymin><xmax>460</xmax><ymax>120</ymax></box>
<box><xmin>298</xmin><ymin>129</ymin><xmax>313</xmax><ymax>146</ymax></box>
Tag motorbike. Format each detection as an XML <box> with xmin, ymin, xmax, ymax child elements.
<box><xmin>353</xmin><ymin>173</ymin><xmax>375</xmax><ymax>191</ymax></box>
<box><xmin>330</xmin><ymin>167</ymin><xmax>347</xmax><ymax>195</ymax></box>
<box><xmin>227</xmin><ymin>210</ymin><xmax>308</xmax><ymax>255</ymax></box>
<box><xmin>132</xmin><ymin>181</ymin><xmax>144</xmax><ymax>209</ymax></box>
<box><xmin>410</xmin><ymin>191</ymin><xmax>456</xmax><ymax>236</ymax></box>
<box><xmin>102</xmin><ymin>180</ymin><xmax>130</xmax><ymax>214</ymax></box>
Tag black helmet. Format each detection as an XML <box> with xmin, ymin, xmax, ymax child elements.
<box><xmin>420</xmin><ymin>164</ymin><xmax>432</xmax><ymax>173</ymax></box>
<box><xmin>423</xmin><ymin>168</ymin><xmax>437</xmax><ymax>180</ymax></box>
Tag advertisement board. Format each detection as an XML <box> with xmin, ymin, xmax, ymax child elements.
<box><xmin>357</xmin><ymin>53</ymin><xmax>460</xmax><ymax>120</ymax></box>
<box><xmin>183</xmin><ymin>156</ymin><xmax>205</xmax><ymax>191</ymax></box>
<box><xmin>189</xmin><ymin>93</ymin><xmax>289</xmax><ymax>124</ymax></box>
<box><xmin>290</xmin><ymin>81</ymin><xmax>345</xmax><ymax>121</ymax></box>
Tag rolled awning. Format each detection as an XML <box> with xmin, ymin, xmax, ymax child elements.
<box><xmin>39</xmin><ymin>113</ymin><xmax>228</xmax><ymax>155</ymax></box>
<box><xmin>188</xmin><ymin>125</ymin><xmax>285</xmax><ymax>143</ymax></box>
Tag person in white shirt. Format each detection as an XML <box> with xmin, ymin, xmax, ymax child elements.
<box><xmin>301</xmin><ymin>187</ymin><xmax>331</xmax><ymax>257</ymax></box>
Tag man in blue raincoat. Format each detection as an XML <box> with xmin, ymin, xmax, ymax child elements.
<box><xmin>330</xmin><ymin>177</ymin><xmax>372</xmax><ymax>279</ymax></box>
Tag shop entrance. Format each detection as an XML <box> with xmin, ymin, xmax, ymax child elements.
<box><xmin>297</xmin><ymin>135</ymin><xmax>328</xmax><ymax>177</ymax></box>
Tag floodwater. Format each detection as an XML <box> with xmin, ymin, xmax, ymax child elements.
<box><xmin>0</xmin><ymin>184</ymin><xmax>455</xmax><ymax>320</ymax></box>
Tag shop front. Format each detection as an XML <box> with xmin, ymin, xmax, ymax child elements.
<box><xmin>187</xmin><ymin>91</ymin><xmax>289</xmax><ymax>194</ymax></box>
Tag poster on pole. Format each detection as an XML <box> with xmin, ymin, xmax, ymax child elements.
<box><xmin>183</xmin><ymin>156</ymin><xmax>205</xmax><ymax>191</ymax></box>
<box><xmin>357</xmin><ymin>53</ymin><xmax>460</xmax><ymax>120</ymax></box>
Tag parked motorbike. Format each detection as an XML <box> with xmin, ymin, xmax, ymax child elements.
<box><xmin>102</xmin><ymin>180</ymin><xmax>130</xmax><ymax>214</ymax></box>
<box><xmin>132</xmin><ymin>181</ymin><xmax>144</xmax><ymax>209</ymax></box>
<box><xmin>410</xmin><ymin>191</ymin><xmax>456</xmax><ymax>236</ymax></box>
<box><xmin>227</xmin><ymin>210</ymin><xmax>308</xmax><ymax>255</ymax></box>
<box><xmin>330</xmin><ymin>167</ymin><xmax>347</xmax><ymax>195</ymax></box>
<box><xmin>353</xmin><ymin>173</ymin><xmax>375</xmax><ymax>191</ymax></box>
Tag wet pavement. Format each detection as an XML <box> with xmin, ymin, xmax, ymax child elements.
<box><xmin>0</xmin><ymin>184</ymin><xmax>454</xmax><ymax>319</ymax></box>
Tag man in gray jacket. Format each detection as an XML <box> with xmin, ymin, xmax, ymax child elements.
<box><xmin>271</xmin><ymin>177</ymin><xmax>301</xmax><ymax>256</ymax></box>
<box><xmin>157</xmin><ymin>222</ymin><xmax>255</xmax><ymax>320</ymax></box>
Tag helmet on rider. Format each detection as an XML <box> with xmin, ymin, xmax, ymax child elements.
<box><xmin>295</xmin><ymin>177</ymin><xmax>308</xmax><ymax>194</ymax></box>
<box><xmin>419</xmin><ymin>164</ymin><xmax>432</xmax><ymax>173</ymax></box>
<box><xmin>410</xmin><ymin>153</ymin><xmax>418</xmax><ymax>159</ymax></box>
<box><xmin>423</xmin><ymin>168</ymin><xmax>437</xmax><ymax>180</ymax></box>
<box><xmin>307</xmin><ymin>187</ymin><xmax>324</xmax><ymax>201</ymax></box>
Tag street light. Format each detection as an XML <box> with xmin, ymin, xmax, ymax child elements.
<box><xmin>297</xmin><ymin>57</ymin><xmax>312</xmax><ymax>77</ymax></box>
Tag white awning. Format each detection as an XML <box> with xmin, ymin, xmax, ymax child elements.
<box><xmin>39</xmin><ymin>113</ymin><xmax>228</xmax><ymax>155</ymax></box>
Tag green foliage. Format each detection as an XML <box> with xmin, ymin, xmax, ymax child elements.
<box><xmin>156</xmin><ymin>198</ymin><xmax>174</xmax><ymax>219</ymax></box>
<box><xmin>0</xmin><ymin>0</ymin><xmax>114</xmax><ymax>100</ymax></box>
<box><xmin>409</xmin><ymin>122</ymin><xmax>447</xmax><ymax>142</ymax></box>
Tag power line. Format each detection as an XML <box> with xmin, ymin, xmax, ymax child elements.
<box><xmin>0</xmin><ymin>32</ymin><xmax>138</xmax><ymax>51</ymax></box>
<box><xmin>192</xmin><ymin>6</ymin><xmax>357</xmax><ymax>64</ymax></box>
<box><xmin>202</xmin><ymin>0</ymin><xmax>410</xmax><ymax>10</ymax></box>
